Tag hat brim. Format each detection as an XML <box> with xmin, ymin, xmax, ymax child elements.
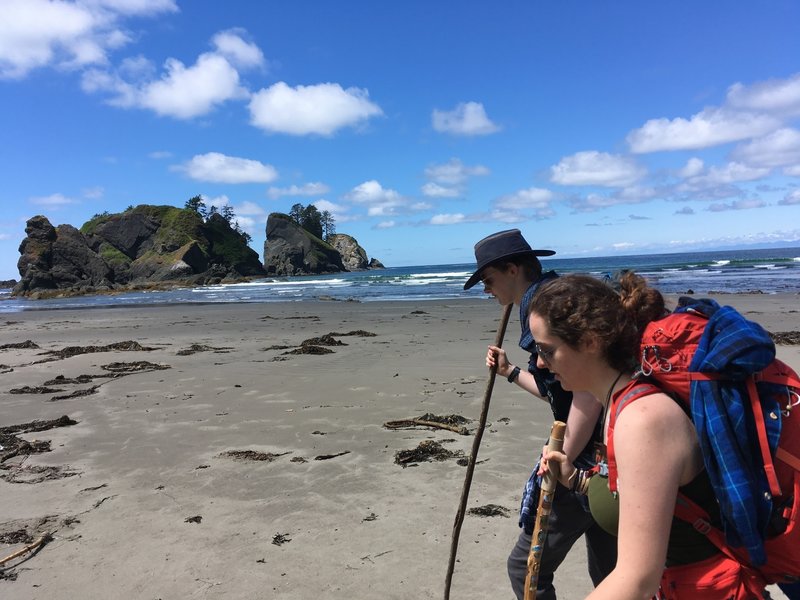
<box><xmin>463</xmin><ymin>249</ymin><xmax>555</xmax><ymax>290</ymax></box>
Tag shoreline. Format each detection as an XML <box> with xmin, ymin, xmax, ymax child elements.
<box><xmin>1</xmin><ymin>297</ymin><xmax>798</xmax><ymax>599</ymax></box>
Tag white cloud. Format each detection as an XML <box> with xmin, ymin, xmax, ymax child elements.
<box><xmin>249</xmin><ymin>82</ymin><xmax>383</xmax><ymax>136</ymax></box>
<box><xmin>786</xmin><ymin>165</ymin><xmax>800</xmax><ymax>176</ymax></box>
<box><xmin>678</xmin><ymin>157</ymin><xmax>704</xmax><ymax>178</ymax></box>
<box><xmin>347</xmin><ymin>180</ymin><xmax>399</xmax><ymax>203</ymax></box>
<box><xmin>567</xmin><ymin>186</ymin><xmax>659</xmax><ymax>213</ymax></box>
<box><xmin>375</xmin><ymin>221</ymin><xmax>396</xmax><ymax>229</ymax></box>
<box><xmin>727</xmin><ymin>73</ymin><xmax>800</xmax><ymax>116</ymax></box>
<box><xmin>148</xmin><ymin>150</ymin><xmax>172</xmax><ymax>159</ymax></box>
<box><xmin>432</xmin><ymin>101</ymin><xmax>500</xmax><ymax>136</ymax></box>
<box><xmin>89</xmin><ymin>1</ymin><xmax>178</xmax><ymax>16</ymax></box>
<box><xmin>29</xmin><ymin>192</ymin><xmax>76</xmax><ymax>207</ymax></box>
<box><xmin>312</xmin><ymin>199</ymin><xmax>343</xmax><ymax>213</ymax></box>
<box><xmin>430</xmin><ymin>213</ymin><xmax>466</xmax><ymax>225</ymax></box>
<box><xmin>489</xmin><ymin>187</ymin><xmax>556</xmax><ymax>221</ymax></box>
<box><xmin>627</xmin><ymin>73</ymin><xmax>800</xmax><ymax>154</ymax></box>
<box><xmin>137</xmin><ymin>54</ymin><xmax>246</xmax><ymax>118</ymax></box>
<box><xmin>732</xmin><ymin>128</ymin><xmax>800</xmax><ymax>169</ymax></box>
<box><xmin>235</xmin><ymin>200</ymin><xmax>267</xmax><ymax>216</ymax></box>
<box><xmin>421</xmin><ymin>182</ymin><xmax>460</xmax><ymax>198</ymax></box>
<box><xmin>82</xmin><ymin>30</ymin><xmax>259</xmax><ymax>118</ymax></box>
<box><xmin>707</xmin><ymin>199</ymin><xmax>767</xmax><ymax>212</ymax></box>
<box><xmin>343</xmin><ymin>180</ymin><xmax>430</xmax><ymax>217</ymax></box>
<box><xmin>550</xmin><ymin>151</ymin><xmax>645</xmax><ymax>187</ymax></box>
<box><xmin>267</xmin><ymin>182</ymin><xmax>330</xmax><ymax>199</ymax></box>
<box><xmin>312</xmin><ymin>199</ymin><xmax>352</xmax><ymax>222</ymax></box>
<box><xmin>489</xmin><ymin>209</ymin><xmax>525</xmax><ymax>224</ymax></box>
<box><xmin>780</xmin><ymin>189</ymin><xmax>800</xmax><ymax>206</ymax></box>
<box><xmin>0</xmin><ymin>0</ymin><xmax>176</xmax><ymax>79</ymax></box>
<box><xmin>682</xmin><ymin>162</ymin><xmax>770</xmax><ymax>187</ymax></box>
<box><xmin>211</xmin><ymin>28</ymin><xmax>265</xmax><ymax>70</ymax></box>
<box><xmin>178</xmin><ymin>152</ymin><xmax>278</xmax><ymax>184</ymax></box>
<box><xmin>424</xmin><ymin>158</ymin><xmax>490</xmax><ymax>184</ymax></box>
<box><xmin>627</xmin><ymin>108</ymin><xmax>779</xmax><ymax>153</ymax></box>
<box><xmin>495</xmin><ymin>187</ymin><xmax>554</xmax><ymax>212</ymax></box>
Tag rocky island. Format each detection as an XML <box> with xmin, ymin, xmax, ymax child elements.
<box><xmin>11</xmin><ymin>204</ymin><xmax>383</xmax><ymax>298</ymax></box>
<box><xmin>263</xmin><ymin>212</ymin><xmax>383</xmax><ymax>276</ymax></box>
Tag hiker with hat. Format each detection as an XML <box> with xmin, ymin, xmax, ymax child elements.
<box><xmin>464</xmin><ymin>229</ymin><xmax>617</xmax><ymax>600</ymax></box>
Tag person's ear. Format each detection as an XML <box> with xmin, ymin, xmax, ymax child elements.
<box><xmin>580</xmin><ymin>333</ymin><xmax>602</xmax><ymax>355</ymax></box>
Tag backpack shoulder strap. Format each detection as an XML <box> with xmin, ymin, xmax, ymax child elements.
<box><xmin>606</xmin><ymin>380</ymin><xmax>661</xmax><ymax>495</ymax></box>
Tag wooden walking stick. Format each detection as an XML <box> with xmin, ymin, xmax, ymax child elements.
<box><xmin>523</xmin><ymin>420</ymin><xmax>567</xmax><ymax>600</ymax></box>
<box><xmin>444</xmin><ymin>302</ymin><xmax>513</xmax><ymax>600</ymax></box>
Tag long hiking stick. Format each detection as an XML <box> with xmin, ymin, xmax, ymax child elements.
<box><xmin>523</xmin><ymin>420</ymin><xmax>567</xmax><ymax>600</ymax></box>
<box><xmin>443</xmin><ymin>302</ymin><xmax>513</xmax><ymax>600</ymax></box>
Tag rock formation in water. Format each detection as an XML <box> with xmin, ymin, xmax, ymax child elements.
<box><xmin>14</xmin><ymin>205</ymin><xmax>265</xmax><ymax>297</ymax></box>
<box><xmin>328</xmin><ymin>233</ymin><xmax>369</xmax><ymax>271</ymax></box>
<box><xmin>263</xmin><ymin>213</ymin><xmax>383</xmax><ymax>276</ymax></box>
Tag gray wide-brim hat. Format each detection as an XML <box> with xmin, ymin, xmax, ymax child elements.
<box><xmin>463</xmin><ymin>229</ymin><xmax>555</xmax><ymax>290</ymax></box>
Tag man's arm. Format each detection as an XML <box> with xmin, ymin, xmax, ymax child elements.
<box><xmin>486</xmin><ymin>344</ymin><xmax>547</xmax><ymax>400</ymax></box>
<box><xmin>561</xmin><ymin>392</ymin><xmax>601</xmax><ymax>463</ymax></box>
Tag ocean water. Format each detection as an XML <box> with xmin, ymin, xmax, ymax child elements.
<box><xmin>1</xmin><ymin>247</ymin><xmax>798</xmax><ymax>313</ymax></box>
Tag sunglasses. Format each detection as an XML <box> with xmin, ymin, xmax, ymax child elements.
<box><xmin>534</xmin><ymin>343</ymin><xmax>559</xmax><ymax>364</ymax></box>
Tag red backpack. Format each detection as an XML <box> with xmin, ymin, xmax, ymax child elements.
<box><xmin>606</xmin><ymin>299</ymin><xmax>800</xmax><ymax>584</ymax></box>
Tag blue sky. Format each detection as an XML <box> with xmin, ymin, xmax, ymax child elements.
<box><xmin>2</xmin><ymin>1</ymin><xmax>800</xmax><ymax>280</ymax></box>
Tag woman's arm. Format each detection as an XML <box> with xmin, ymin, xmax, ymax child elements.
<box><xmin>586</xmin><ymin>393</ymin><xmax>699</xmax><ymax>600</ymax></box>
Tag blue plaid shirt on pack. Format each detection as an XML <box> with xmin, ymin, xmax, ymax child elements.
<box><xmin>680</xmin><ymin>297</ymin><xmax>780</xmax><ymax>566</ymax></box>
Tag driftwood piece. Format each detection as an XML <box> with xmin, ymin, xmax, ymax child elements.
<box><xmin>0</xmin><ymin>532</ymin><xmax>52</xmax><ymax>566</ymax></box>
<box><xmin>384</xmin><ymin>417</ymin><xmax>469</xmax><ymax>436</ymax></box>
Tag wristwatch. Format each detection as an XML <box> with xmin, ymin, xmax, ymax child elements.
<box><xmin>507</xmin><ymin>366</ymin><xmax>521</xmax><ymax>383</ymax></box>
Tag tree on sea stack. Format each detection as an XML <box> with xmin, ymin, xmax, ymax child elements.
<box><xmin>288</xmin><ymin>202</ymin><xmax>334</xmax><ymax>241</ymax></box>
<box><xmin>185</xmin><ymin>195</ymin><xmax>207</xmax><ymax>218</ymax></box>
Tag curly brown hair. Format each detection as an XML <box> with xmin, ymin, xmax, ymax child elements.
<box><xmin>528</xmin><ymin>272</ymin><xmax>666</xmax><ymax>372</ymax></box>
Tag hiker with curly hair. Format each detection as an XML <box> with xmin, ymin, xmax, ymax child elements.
<box><xmin>534</xmin><ymin>272</ymin><xmax>767</xmax><ymax>599</ymax></box>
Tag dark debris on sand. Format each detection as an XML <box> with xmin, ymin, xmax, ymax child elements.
<box><xmin>42</xmin><ymin>340</ymin><xmax>156</xmax><ymax>359</ymax></box>
<box><xmin>329</xmin><ymin>330</ymin><xmax>377</xmax><ymax>337</ymax></box>
<box><xmin>1</xmin><ymin>416</ymin><xmax>77</xmax><ymax>463</ymax></box>
<box><xmin>9</xmin><ymin>385</ymin><xmax>64</xmax><ymax>395</ymax></box>
<box><xmin>301</xmin><ymin>334</ymin><xmax>346</xmax><ymax>347</ymax></box>
<box><xmin>394</xmin><ymin>440</ymin><xmax>464</xmax><ymax>466</ymax></box>
<box><xmin>44</xmin><ymin>374</ymin><xmax>94</xmax><ymax>385</ymax></box>
<box><xmin>0</xmin><ymin>464</ymin><xmax>81</xmax><ymax>484</ymax></box>
<box><xmin>0</xmin><ymin>340</ymin><xmax>40</xmax><ymax>350</ymax></box>
<box><xmin>272</xmin><ymin>532</ymin><xmax>291</xmax><ymax>546</ymax></box>
<box><xmin>283</xmin><ymin>345</ymin><xmax>333</xmax><ymax>355</ymax></box>
<box><xmin>468</xmin><ymin>504</ymin><xmax>511</xmax><ymax>518</ymax></box>
<box><xmin>101</xmin><ymin>361</ymin><xmax>171</xmax><ymax>373</ymax></box>
<box><xmin>771</xmin><ymin>331</ymin><xmax>800</xmax><ymax>345</ymax></box>
<box><xmin>49</xmin><ymin>386</ymin><xmax>100</xmax><ymax>401</ymax></box>
<box><xmin>314</xmin><ymin>450</ymin><xmax>350</xmax><ymax>461</ymax></box>
<box><xmin>177</xmin><ymin>344</ymin><xmax>233</xmax><ymax>356</ymax></box>
<box><xmin>217</xmin><ymin>450</ymin><xmax>291</xmax><ymax>462</ymax></box>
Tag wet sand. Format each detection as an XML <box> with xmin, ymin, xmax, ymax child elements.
<box><xmin>1</xmin><ymin>295</ymin><xmax>798</xmax><ymax>599</ymax></box>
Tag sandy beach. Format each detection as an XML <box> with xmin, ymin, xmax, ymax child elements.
<box><xmin>1</xmin><ymin>294</ymin><xmax>798</xmax><ymax>599</ymax></box>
